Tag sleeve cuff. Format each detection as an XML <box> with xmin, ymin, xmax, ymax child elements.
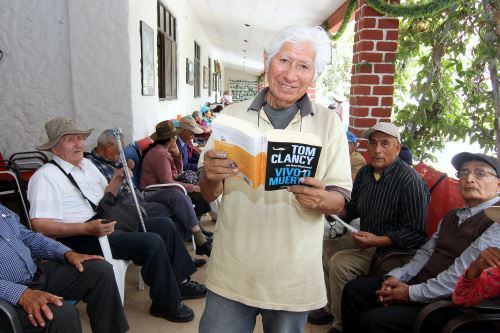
<box><xmin>325</xmin><ymin>185</ymin><xmax>351</xmax><ymax>201</ymax></box>
<box><xmin>0</xmin><ymin>282</ymin><xmax>28</xmax><ymax>305</ymax></box>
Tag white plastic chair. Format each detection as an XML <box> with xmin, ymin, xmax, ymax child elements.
<box><xmin>98</xmin><ymin>236</ymin><xmax>144</xmax><ymax>304</ymax></box>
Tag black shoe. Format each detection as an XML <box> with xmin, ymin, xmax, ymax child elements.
<box><xmin>307</xmin><ymin>307</ymin><xmax>334</xmax><ymax>325</ymax></box>
<box><xmin>149</xmin><ymin>301</ymin><xmax>194</xmax><ymax>323</ymax></box>
<box><xmin>195</xmin><ymin>241</ymin><xmax>212</xmax><ymax>257</ymax></box>
<box><xmin>200</xmin><ymin>225</ymin><xmax>214</xmax><ymax>237</ymax></box>
<box><xmin>193</xmin><ymin>258</ymin><xmax>207</xmax><ymax>268</ymax></box>
<box><xmin>179</xmin><ymin>280</ymin><xmax>207</xmax><ymax>300</ymax></box>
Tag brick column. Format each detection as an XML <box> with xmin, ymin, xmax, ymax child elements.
<box><xmin>349</xmin><ymin>0</ymin><xmax>399</xmax><ymax>148</ymax></box>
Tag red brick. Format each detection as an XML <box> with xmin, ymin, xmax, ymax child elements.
<box><xmin>351</xmin><ymin>85</ymin><xmax>372</xmax><ymax>95</ymax></box>
<box><xmin>350</xmin><ymin>107</ymin><xmax>370</xmax><ymax>117</ymax></box>
<box><xmin>378</xmin><ymin>19</ymin><xmax>399</xmax><ymax>29</ymax></box>
<box><xmin>386</xmin><ymin>30</ymin><xmax>399</xmax><ymax>40</ymax></box>
<box><xmin>374</xmin><ymin>63</ymin><xmax>395</xmax><ymax>74</ymax></box>
<box><xmin>354</xmin><ymin>61</ymin><xmax>373</xmax><ymax>74</ymax></box>
<box><xmin>357</xmin><ymin>52</ymin><xmax>384</xmax><ymax>62</ymax></box>
<box><xmin>353</xmin><ymin>117</ymin><xmax>378</xmax><ymax>128</ymax></box>
<box><xmin>382</xmin><ymin>75</ymin><xmax>395</xmax><ymax>84</ymax></box>
<box><xmin>358</xmin><ymin>18</ymin><xmax>377</xmax><ymax>30</ymax></box>
<box><xmin>356</xmin><ymin>40</ymin><xmax>375</xmax><ymax>52</ymax></box>
<box><xmin>384</xmin><ymin>53</ymin><xmax>396</xmax><ymax>62</ymax></box>
<box><xmin>352</xmin><ymin>96</ymin><xmax>380</xmax><ymax>106</ymax></box>
<box><xmin>358</xmin><ymin>29</ymin><xmax>384</xmax><ymax>41</ymax></box>
<box><xmin>373</xmin><ymin>86</ymin><xmax>394</xmax><ymax>95</ymax></box>
<box><xmin>377</xmin><ymin>41</ymin><xmax>398</xmax><ymax>52</ymax></box>
<box><xmin>371</xmin><ymin>107</ymin><xmax>392</xmax><ymax>117</ymax></box>
<box><xmin>379</xmin><ymin>118</ymin><xmax>392</xmax><ymax>123</ymax></box>
<box><xmin>381</xmin><ymin>97</ymin><xmax>394</xmax><ymax>106</ymax></box>
<box><xmin>363</xmin><ymin>6</ymin><xmax>384</xmax><ymax>17</ymax></box>
<box><xmin>351</xmin><ymin>74</ymin><xmax>380</xmax><ymax>85</ymax></box>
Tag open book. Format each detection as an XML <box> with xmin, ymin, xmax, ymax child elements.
<box><xmin>211</xmin><ymin>114</ymin><xmax>322</xmax><ymax>191</ymax></box>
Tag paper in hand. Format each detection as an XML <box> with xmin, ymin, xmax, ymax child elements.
<box><xmin>328</xmin><ymin>215</ymin><xmax>359</xmax><ymax>233</ymax></box>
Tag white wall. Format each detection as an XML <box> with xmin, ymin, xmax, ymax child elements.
<box><xmin>0</xmin><ymin>0</ymin><xmax>74</xmax><ymax>156</ymax></box>
<box><xmin>129</xmin><ymin>0</ymin><xmax>223</xmax><ymax>140</ymax></box>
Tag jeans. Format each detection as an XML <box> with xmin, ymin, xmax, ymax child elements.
<box><xmin>199</xmin><ymin>291</ymin><xmax>308</xmax><ymax>333</ymax></box>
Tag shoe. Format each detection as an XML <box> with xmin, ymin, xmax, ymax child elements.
<box><xmin>149</xmin><ymin>301</ymin><xmax>194</xmax><ymax>323</ymax></box>
<box><xmin>193</xmin><ymin>258</ymin><xmax>207</xmax><ymax>268</ymax></box>
<box><xmin>307</xmin><ymin>307</ymin><xmax>334</xmax><ymax>325</ymax></box>
<box><xmin>195</xmin><ymin>241</ymin><xmax>212</xmax><ymax>257</ymax></box>
<box><xmin>200</xmin><ymin>225</ymin><xmax>214</xmax><ymax>237</ymax></box>
<box><xmin>179</xmin><ymin>280</ymin><xmax>207</xmax><ymax>300</ymax></box>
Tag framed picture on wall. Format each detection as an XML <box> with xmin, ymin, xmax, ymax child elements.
<box><xmin>203</xmin><ymin>66</ymin><xmax>209</xmax><ymax>89</ymax></box>
<box><xmin>140</xmin><ymin>21</ymin><xmax>155</xmax><ymax>96</ymax></box>
<box><xmin>186</xmin><ymin>58</ymin><xmax>194</xmax><ymax>85</ymax></box>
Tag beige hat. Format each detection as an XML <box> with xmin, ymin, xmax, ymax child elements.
<box><xmin>37</xmin><ymin>117</ymin><xmax>93</xmax><ymax>151</ymax></box>
<box><xmin>178</xmin><ymin>116</ymin><xmax>203</xmax><ymax>134</ymax></box>
<box><xmin>362</xmin><ymin>122</ymin><xmax>401</xmax><ymax>142</ymax></box>
<box><xmin>150</xmin><ymin>120</ymin><xmax>182</xmax><ymax>141</ymax></box>
<box><xmin>485</xmin><ymin>206</ymin><xmax>500</xmax><ymax>224</ymax></box>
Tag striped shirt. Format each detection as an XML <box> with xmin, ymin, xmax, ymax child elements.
<box><xmin>345</xmin><ymin>157</ymin><xmax>430</xmax><ymax>249</ymax></box>
<box><xmin>0</xmin><ymin>205</ymin><xmax>70</xmax><ymax>304</ymax></box>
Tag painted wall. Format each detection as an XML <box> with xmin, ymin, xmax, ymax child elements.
<box><xmin>0</xmin><ymin>0</ymin><xmax>244</xmax><ymax>156</ymax></box>
<box><xmin>223</xmin><ymin>67</ymin><xmax>258</xmax><ymax>90</ymax></box>
<box><xmin>0</xmin><ymin>0</ymin><xmax>74</xmax><ymax>156</ymax></box>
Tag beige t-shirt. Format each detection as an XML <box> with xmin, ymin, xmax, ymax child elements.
<box><xmin>199</xmin><ymin>98</ymin><xmax>352</xmax><ymax>311</ymax></box>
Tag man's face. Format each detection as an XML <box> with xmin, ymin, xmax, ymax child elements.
<box><xmin>51</xmin><ymin>134</ymin><xmax>85</xmax><ymax>166</ymax></box>
<box><xmin>266</xmin><ymin>42</ymin><xmax>315</xmax><ymax>108</ymax></box>
<box><xmin>458</xmin><ymin>160</ymin><xmax>500</xmax><ymax>207</ymax></box>
<box><xmin>367</xmin><ymin>131</ymin><xmax>401</xmax><ymax>173</ymax></box>
<box><xmin>106</xmin><ymin>138</ymin><xmax>124</xmax><ymax>162</ymax></box>
<box><xmin>180</xmin><ymin>129</ymin><xmax>195</xmax><ymax>142</ymax></box>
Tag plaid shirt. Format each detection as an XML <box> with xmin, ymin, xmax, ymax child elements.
<box><xmin>85</xmin><ymin>150</ymin><xmax>131</xmax><ymax>200</ymax></box>
<box><xmin>0</xmin><ymin>205</ymin><xmax>70</xmax><ymax>304</ymax></box>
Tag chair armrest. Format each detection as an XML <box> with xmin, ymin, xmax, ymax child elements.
<box><xmin>0</xmin><ymin>299</ymin><xmax>23</xmax><ymax>333</ymax></box>
<box><xmin>442</xmin><ymin>313</ymin><xmax>500</xmax><ymax>333</ymax></box>
<box><xmin>145</xmin><ymin>183</ymin><xmax>188</xmax><ymax>195</ymax></box>
<box><xmin>369</xmin><ymin>248</ymin><xmax>416</xmax><ymax>277</ymax></box>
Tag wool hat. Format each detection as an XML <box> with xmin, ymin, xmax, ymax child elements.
<box><xmin>150</xmin><ymin>120</ymin><xmax>182</xmax><ymax>141</ymax></box>
<box><xmin>37</xmin><ymin>117</ymin><xmax>93</xmax><ymax>151</ymax></box>
<box><xmin>178</xmin><ymin>116</ymin><xmax>204</xmax><ymax>134</ymax></box>
<box><xmin>362</xmin><ymin>122</ymin><xmax>401</xmax><ymax>142</ymax></box>
<box><xmin>200</xmin><ymin>105</ymin><xmax>210</xmax><ymax>114</ymax></box>
<box><xmin>451</xmin><ymin>152</ymin><xmax>500</xmax><ymax>177</ymax></box>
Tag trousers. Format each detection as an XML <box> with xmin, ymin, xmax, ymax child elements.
<box><xmin>15</xmin><ymin>260</ymin><xmax>128</xmax><ymax>333</ymax></box>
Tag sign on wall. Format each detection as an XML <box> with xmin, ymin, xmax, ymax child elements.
<box><xmin>140</xmin><ymin>21</ymin><xmax>155</xmax><ymax>96</ymax></box>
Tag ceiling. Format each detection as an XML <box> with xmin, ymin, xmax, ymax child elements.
<box><xmin>185</xmin><ymin>0</ymin><xmax>344</xmax><ymax>76</ymax></box>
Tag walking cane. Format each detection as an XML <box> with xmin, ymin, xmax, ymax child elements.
<box><xmin>111</xmin><ymin>128</ymin><xmax>147</xmax><ymax>233</ymax></box>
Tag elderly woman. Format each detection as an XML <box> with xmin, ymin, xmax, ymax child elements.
<box><xmin>192</xmin><ymin>110</ymin><xmax>212</xmax><ymax>143</ymax></box>
<box><xmin>139</xmin><ymin>120</ymin><xmax>212</xmax><ymax>256</ymax></box>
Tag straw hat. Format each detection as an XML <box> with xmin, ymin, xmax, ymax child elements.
<box><xmin>178</xmin><ymin>116</ymin><xmax>203</xmax><ymax>134</ymax></box>
<box><xmin>37</xmin><ymin>117</ymin><xmax>93</xmax><ymax>151</ymax></box>
<box><xmin>150</xmin><ymin>120</ymin><xmax>182</xmax><ymax>141</ymax></box>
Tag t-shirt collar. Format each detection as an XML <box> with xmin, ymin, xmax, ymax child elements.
<box><xmin>247</xmin><ymin>87</ymin><xmax>314</xmax><ymax>116</ymax></box>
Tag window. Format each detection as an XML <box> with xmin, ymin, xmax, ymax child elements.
<box><xmin>157</xmin><ymin>2</ymin><xmax>177</xmax><ymax>99</ymax></box>
<box><xmin>194</xmin><ymin>42</ymin><xmax>201</xmax><ymax>97</ymax></box>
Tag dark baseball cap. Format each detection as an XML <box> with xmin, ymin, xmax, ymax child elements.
<box><xmin>451</xmin><ymin>152</ymin><xmax>500</xmax><ymax>177</ymax></box>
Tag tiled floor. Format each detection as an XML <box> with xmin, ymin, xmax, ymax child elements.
<box><xmin>78</xmin><ymin>217</ymin><xmax>331</xmax><ymax>333</ymax></box>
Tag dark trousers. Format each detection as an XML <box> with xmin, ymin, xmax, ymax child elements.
<box><xmin>58</xmin><ymin>217</ymin><xmax>195</xmax><ymax>309</ymax></box>
<box><xmin>188</xmin><ymin>192</ymin><xmax>211</xmax><ymax>217</ymax></box>
<box><xmin>143</xmin><ymin>189</ymin><xmax>200</xmax><ymax>240</ymax></box>
<box><xmin>342</xmin><ymin>276</ymin><xmax>462</xmax><ymax>333</ymax></box>
<box><xmin>15</xmin><ymin>260</ymin><xmax>128</xmax><ymax>333</ymax></box>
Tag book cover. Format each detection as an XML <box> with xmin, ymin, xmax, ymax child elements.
<box><xmin>211</xmin><ymin>114</ymin><xmax>322</xmax><ymax>191</ymax></box>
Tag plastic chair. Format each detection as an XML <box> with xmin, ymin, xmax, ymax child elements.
<box><xmin>97</xmin><ymin>236</ymin><xmax>144</xmax><ymax>304</ymax></box>
<box><xmin>0</xmin><ymin>166</ymin><xmax>31</xmax><ymax>229</ymax></box>
<box><xmin>0</xmin><ymin>299</ymin><xmax>23</xmax><ymax>333</ymax></box>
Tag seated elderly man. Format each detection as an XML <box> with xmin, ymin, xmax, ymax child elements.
<box><xmin>341</xmin><ymin>152</ymin><xmax>500</xmax><ymax>333</ymax></box>
<box><xmin>27</xmin><ymin>117</ymin><xmax>207</xmax><ymax>323</ymax></box>
<box><xmin>0</xmin><ymin>204</ymin><xmax>127</xmax><ymax>333</ymax></box>
<box><xmin>176</xmin><ymin>116</ymin><xmax>203</xmax><ymax>172</ymax></box>
<box><xmin>86</xmin><ymin>129</ymin><xmax>212</xmax><ymax>256</ymax></box>
<box><xmin>309</xmin><ymin>122</ymin><xmax>430</xmax><ymax>333</ymax></box>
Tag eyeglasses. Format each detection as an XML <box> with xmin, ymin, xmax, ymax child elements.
<box><xmin>455</xmin><ymin>169</ymin><xmax>498</xmax><ymax>180</ymax></box>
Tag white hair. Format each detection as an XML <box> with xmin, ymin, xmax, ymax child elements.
<box><xmin>97</xmin><ymin>129</ymin><xmax>122</xmax><ymax>146</ymax></box>
<box><xmin>266</xmin><ymin>25</ymin><xmax>331</xmax><ymax>81</ymax></box>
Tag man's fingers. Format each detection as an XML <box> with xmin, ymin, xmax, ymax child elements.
<box><xmin>27</xmin><ymin>312</ymin><xmax>38</xmax><ymax>327</ymax></box>
<box><xmin>41</xmin><ymin>303</ymin><xmax>54</xmax><ymax>320</ymax></box>
<box><xmin>205</xmin><ymin>150</ymin><xmax>228</xmax><ymax>159</ymax></box>
<box><xmin>32</xmin><ymin>307</ymin><xmax>46</xmax><ymax>327</ymax></box>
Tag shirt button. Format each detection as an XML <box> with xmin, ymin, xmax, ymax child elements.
<box><xmin>6</xmin><ymin>239</ymin><xmax>9</xmax><ymax>242</ymax></box>
<box><xmin>1</xmin><ymin>214</ymin><xmax>5</xmax><ymax>218</ymax></box>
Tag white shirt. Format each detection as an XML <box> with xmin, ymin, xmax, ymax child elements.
<box><xmin>28</xmin><ymin>156</ymin><xmax>108</xmax><ymax>223</ymax></box>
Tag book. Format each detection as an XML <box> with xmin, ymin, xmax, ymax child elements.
<box><xmin>211</xmin><ymin>114</ymin><xmax>322</xmax><ymax>191</ymax></box>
